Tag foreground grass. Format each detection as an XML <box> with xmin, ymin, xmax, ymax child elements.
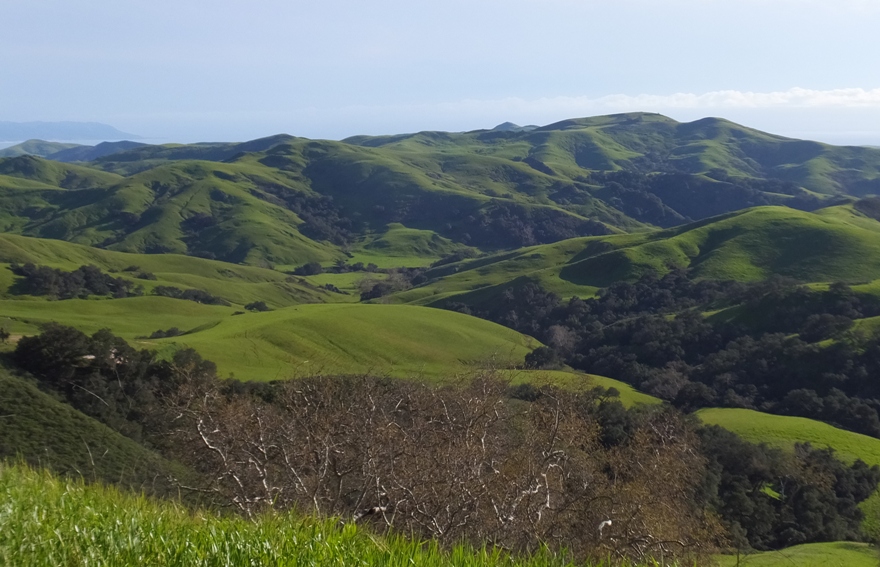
<box><xmin>0</xmin><ymin>463</ymin><xmax>628</xmax><ymax>567</ymax></box>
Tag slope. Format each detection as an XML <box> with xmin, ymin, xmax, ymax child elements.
<box><xmin>697</xmin><ymin>408</ymin><xmax>880</xmax><ymax>540</ymax></box>
<box><xmin>0</xmin><ymin>140</ymin><xmax>83</xmax><ymax>158</ymax></box>
<box><xmin>392</xmin><ymin>205</ymin><xmax>880</xmax><ymax>306</ymax></box>
<box><xmin>0</xmin><ymin>155</ymin><xmax>122</xmax><ymax>189</ymax></box>
<box><xmin>0</xmin><ymin>232</ymin><xmax>329</xmax><ymax>311</ymax></box>
<box><xmin>0</xmin><ymin>369</ymin><xmax>189</xmax><ymax>494</ymax></box>
<box><xmin>155</xmin><ymin>303</ymin><xmax>539</xmax><ymax>380</ymax></box>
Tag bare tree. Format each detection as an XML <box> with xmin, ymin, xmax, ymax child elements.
<box><xmin>161</xmin><ymin>371</ymin><xmax>721</xmax><ymax>563</ymax></box>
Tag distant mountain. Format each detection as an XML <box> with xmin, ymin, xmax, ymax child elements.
<box><xmin>0</xmin><ymin>121</ymin><xmax>138</xmax><ymax>142</ymax></box>
<box><xmin>0</xmin><ymin>139</ymin><xmax>84</xmax><ymax>158</ymax></box>
<box><xmin>48</xmin><ymin>140</ymin><xmax>149</xmax><ymax>162</ymax></box>
<box><xmin>491</xmin><ymin>122</ymin><xmax>538</xmax><ymax>132</ymax></box>
<box><xmin>0</xmin><ymin>113</ymin><xmax>879</xmax><ymax>268</ymax></box>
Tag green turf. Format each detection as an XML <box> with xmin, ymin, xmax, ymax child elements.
<box><xmin>714</xmin><ymin>542</ymin><xmax>877</xmax><ymax>567</ymax></box>
<box><xmin>506</xmin><ymin>370</ymin><xmax>661</xmax><ymax>407</ymax></box>
<box><xmin>0</xmin><ymin>462</ymin><xmax>641</xmax><ymax>567</ymax></box>
<box><xmin>156</xmin><ymin>303</ymin><xmax>539</xmax><ymax>380</ymax></box>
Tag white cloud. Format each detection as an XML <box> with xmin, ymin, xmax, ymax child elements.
<box><xmin>589</xmin><ymin>88</ymin><xmax>880</xmax><ymax>110</ymax></box>
<box><xmin>415</xmin><ymin>88</ymin><xmax>880</xmax><ymax>120</ymax></box>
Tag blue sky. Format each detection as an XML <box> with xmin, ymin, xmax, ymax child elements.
<box><xmin>2</xmin><ymin>0</ymin><xmax>880</xmax><ymax>143</ymax></box>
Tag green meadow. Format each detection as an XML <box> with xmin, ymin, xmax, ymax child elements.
<box><xmin>714</xmin><ymin>542</ymin><xmax>877</xmax><ymax>567</ymax></box>
<box><xmin>696</xmin><ymin>408</ymin><xmax>880</xmax><ymax>467</ymax></box>
<box><xmin>156</xmin><ymin>303</ymin><xmax>539</xmax><ymax>380</ymax></box>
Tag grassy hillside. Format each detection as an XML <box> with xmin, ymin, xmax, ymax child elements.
<box><xmin>155</xmin><ymin>303</ymin><xmax>539</xmax><ymax>380</ymax></box>
<box><xmin>509</xmin><ymin>369</ymin><xmax>661</xmax><ymax>407</ymax></box>
<box><xmin>0</xmin><ymin>139</ymin><xmax>83</xmax><ymax>158</ymax></box>
<box><xmin>0</xmin><ymin>463</ymin><xmax>626</xmax><ymax>567</ymax></box>
<box><xmin>0</xmin><ymin>114</ymin><xmax>878</xmax><ymax>268</ymax></box>
<box><xmin>0</xmin><ymin>233</ymin><xmax>328</xmax><ymax>308</ymax></box>
<box><xmin>392</xmin><ymin>205</ymin><xmax>880</xmax><ymax>307</ymax></box>
<box><xmin>696</xmin><ymin>408</ymin><xmax>880</xmax><ymax>466</ymax></box>
<box><xmin>715</xmin><ymin>542</ymin><xmax>877</xmax><ymax>567</ymax></box>
<box><xmin>0</xmin><ymin>154</ymin><xmax>122</xmax><ymax>189</ymax></box>
<box><xmin>0</xmin><ymin>370</ymin><xmax>188</xmax><ymax>493</ymax></box>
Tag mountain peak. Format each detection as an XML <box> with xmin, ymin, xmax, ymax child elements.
<box><xmin>491</xmin><ymin>122</ymin><xmax>538</xmax><ymax>133</ymax></box>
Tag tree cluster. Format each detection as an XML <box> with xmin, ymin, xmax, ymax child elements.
<box><xmin>10</xmin><ymin>263</ymin><xmax>143</xmax><ymax>299</ymax></box>
<box><xmin>255</xmin><ymin>185</ymin><xmax>355</xmax><ymax>246</ymax></box>
<box><xmin>451</xmin><ymin>201</ymin><xmax>611</xmax><ymax>248</ymax></box>
<box><xmin>699</xmin><ymin>426</ymin><xmax>879</xmax><ymax>550</ymax></box>
<box><xmin>447</xmin><ymin>271</ymin><xmax>880</xmax><ymax>437</ymax></box>
<box><xmin>11</xmin><ymin>324</ymin><xmax>213</xmax><ymax>443</ymax></box>
<box><xmin>152</xmin><ymin>285</ymin><xmax>230</xmax><ymax>306</ymax></box>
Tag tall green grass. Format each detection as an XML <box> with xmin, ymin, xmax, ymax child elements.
<box><xmin>0</xmin><ymin>463</ymin><xmax>643</xmax><ymax>567</ymax></box>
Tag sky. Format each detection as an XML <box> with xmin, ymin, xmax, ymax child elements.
<box><xmin>2</xmin><ymin>0</ymin><xmax>880</xmax><ymax>144</ymax></box>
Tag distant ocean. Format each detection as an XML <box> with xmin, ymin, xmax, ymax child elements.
<box><xmin>0</xmin><ymin>138</ymin><xmax>174</xmax><ymax>150</ymax></box>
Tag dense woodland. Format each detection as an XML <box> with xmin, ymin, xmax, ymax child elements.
<box><xmin>447</xmin><ymin>272</ymin><xmax>880</xmax><ymax>438</ymax></box>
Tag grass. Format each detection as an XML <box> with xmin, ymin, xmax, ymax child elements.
<box><xmin>392</xmin><ymin>205</ymin><xmax>880</xmax><ymax>308</ymax></box>
<box><xmin>714</xmin><ymin>542</ymin><xmax>877</xmax><ymax>567</ymax></box>
<box><xmin>0</xmin><ymin>296</ymin><xmax>236</xmax><ymax>339</ymax></box>
<box><xmin>156</xmin><ymin>303</ymin><xmax>540</xmax><ymax>381</ymax></box>
<box><xmin>5</xmin><ymin>113</ymin><xmax>877</xmax><ymax>272</ymax></box>
<box><xmin>695</xmin><ymin>408</ymin><xmax>880</xmax><ymax>467</ymax></box>
<box><xmin>0</xmin><ymin>232</ymin><xmax>330</xmax><ymax>307</ymax></box>
<box><xmin>346</xmin><ymin>222</ymin><xmax>475</xmax><ymax>268</ymax></box>
<box><xmin>507</xmin><ymin>370</ymin><xmax>661</xmax><ymax>407</ymax></box>
<box><xmin>0</xmin><ymin>462</ymin><xmax>634</xmax><ymax>567</ymax></box>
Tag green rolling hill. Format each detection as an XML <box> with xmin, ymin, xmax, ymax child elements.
<box><xmin>0</xmin><ymin>113</ymin><xmax>878</xmax><ymax>270</ymax></box>
<box><xmin>0</xmin><ymin>140</ymin><xmax>84</xmax><ymax>158</ymax></box>
<box><xmin>153</xmin><ymin>303</ymin><xmax>539</xmax><ymax>380</ymax></box>
<box><xmin>2</xmin><ymin>114</ymin><xmax>880</xmax><ymax>565</ymax></box>
<box><xmin>390</xmin><ymin>204</ymin><xmax>880</xmax><ymax>307</ymax></box>
<box><xmin>0</xmin><ymin>233</ymin><xmax>328</xmax><ymax>310</ymax></box>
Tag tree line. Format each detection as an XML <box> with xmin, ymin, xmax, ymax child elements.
<box><xmin>9</xmin><ymin>263</ymin><xmax>230</xmax><ymax>305</ymax></box>
<box><xmin>447</xmin><ymin>270</ymin><xmax>880</xmax><ymax>438</ymax></box>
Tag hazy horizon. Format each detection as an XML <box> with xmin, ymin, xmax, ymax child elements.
<box><xmin>3</xmin><ymin>0</ymin><xmax>879</xmax><ymax>145</ymax></box>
